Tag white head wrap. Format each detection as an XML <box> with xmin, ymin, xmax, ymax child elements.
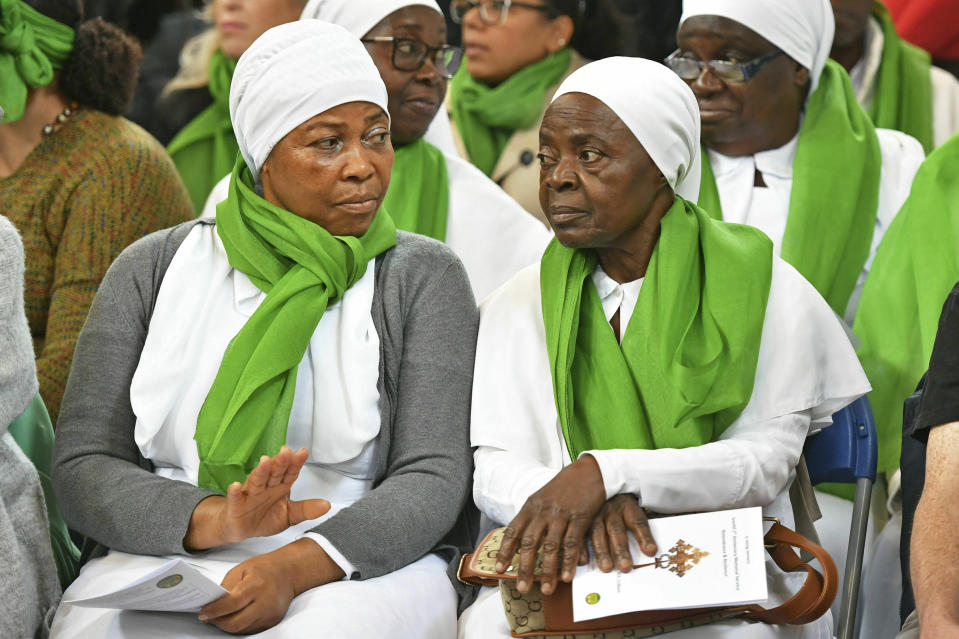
<box><xmin>300</xmin><ymin>0</ymin><xmax>442</xmax><ymax>38</ymax></box>
<box><xmin>551</xmin><ymin>57</ymin><xmax>702</xmax><ymax>201</ymax></box>
<box><xmin>229</xmin><ymin>20</ymin><xmax>389</xmax><ymax>177</ymax></box>
<box><xmin>680</xmin><ymin>0</ymin><xmax>834</xmax><ymax>92</ymax></box>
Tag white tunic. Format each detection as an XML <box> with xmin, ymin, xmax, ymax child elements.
<box><xmin>850</xmin><ymin>15</ymin><xmax>959</xmax><ymax>149</ymax></box>
<box><xmin>459</xmin><ymin>256</ymin><xmax>870</xmax><ymax>639</ymax></box>
<box><xmin>50</xmin><ymin>224</ymin><xmax>456</xmax><ymax>639</ymax></box>
<box><xmin>706</xmin><ymin>127</ymin><xmax>923</xmax><ymax>324</ymax></box>
<box><xmin>201</xmin><ymin>152</ymin><xmax>552</xmax><ymax>303</ymax></box>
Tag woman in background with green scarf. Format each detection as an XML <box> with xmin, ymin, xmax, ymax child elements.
<box><xmin>161</xmin><ymin>0</ymin><xmax>307</xmax><ymax>213</ymax></box>
<box><xmin>52</xmin><ymin>20</ymin><xmax>476</xmax><ymax>638</ymax></box>
<box><xmin>0</xmin><ymin>0</ymin><xmax>193</xmax><ymax>425</ymax></box>
<box><xmin>461</xmin><ymin>57</ymin><xmax>866</xmax><ymax>639</ymax></box>
<box><xmin>830</xmin><ymin>0</ymin><xmax>959</xmax><ymax>152</ymax></box>
<box><xmin>446</xmin><ymin>0</ymin><xmax>620</xmax><ymax>223</ymax></box>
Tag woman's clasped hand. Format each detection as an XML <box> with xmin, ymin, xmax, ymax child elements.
<box><xmin>494</xmin><ymin>455</ymin><xmax>657</xmax><ymax>596</ymax></box>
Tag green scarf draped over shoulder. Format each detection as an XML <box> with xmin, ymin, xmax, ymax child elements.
<box><xmin>167</xmin><ymin>50</ymin><xmax>239</xmax><ymax>213</ymax></box>
<box><xmin>868</xmin><ymin>2</ymin><xmax>934</xmax><ymax>153</ymax></box>
<box><xmin>194</xmin><ymin>157</ymin><xmax>397</xmax><ymax>492</ymax></box>
<box><xmin>854</xmin><ymin>134</ymin><xmax>959</xmax><ymax>473</ymax></box>
<box><xmin>0</xmin><ymin>0</ymin><xmax>74</xmax><ymax>123</ymax></box>
<box><xmin>698</xmin><ymin>60</ymin><xmax>881</xmax><ymax>317</ymax></box>
<box><xmin>383</xmin><ymin>138</ymin><xmax>449</xmax><ymax>240</ymax></box>
<box><xmin>449</xmin><ymin>48</ymin><xmax>571</xmax><ymax>176</ymax></box>
<box><xmin>541</xmin><ymin>197</ymin><xmax>773</xmax><ymax>459</ymax></box>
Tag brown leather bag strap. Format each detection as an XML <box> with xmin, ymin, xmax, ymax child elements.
<box><xmin>745</xmin><ymin>522</ymin><xmax>837</xmax><ymax>625</ymax></box>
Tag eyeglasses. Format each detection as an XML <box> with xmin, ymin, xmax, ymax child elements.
<box><xmin>664</xmin><ymin>48</ymin><xmax>784</xmax><ymax>83</ymax></box>
<box><xmin>450</xmin><ymin>0</ymin><xmax>552</xmax><ymax>26</ymax></box>
<box><xmin>361</xmin><ymin>37</ymin><xmax>464</xmax><ymax>79</ymax></box>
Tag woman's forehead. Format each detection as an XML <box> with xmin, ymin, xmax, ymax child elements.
<box><xmin>677</xmin><ymin>15</ymin><xmax>776</xmax><ymax>54</ymax></box>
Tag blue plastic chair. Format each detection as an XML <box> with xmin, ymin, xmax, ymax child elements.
<box><xmin>802</xmin><ymin>396</ymin><xmax>878</xmax><ymax>639</ymax></box>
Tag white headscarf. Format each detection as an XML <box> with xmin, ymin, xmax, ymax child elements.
<box><xmin>551</xmin><ymin>57</ymin><xmax>702</xmax><ymax>201</ymax></box>
<box><xmin>300</xmin><ymin>0</ymin><xmax>442</xmax><ymax>38</ymax></box>
<box><xmin>681</xmin><ymin>0</ymin><xmax>834</xmax><ymax>92</ymax></box>
<box><xmin>229</xmin><ymin>20</ymin><xmax>389</xmax><ymax>177</ymax></box>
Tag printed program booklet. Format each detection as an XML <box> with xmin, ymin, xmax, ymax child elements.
<box><xmin>572</xmin><ymin>506</ymin><xmax>768</xmax><ymax>622</ymax></box>
<box><xmin>64</xmin><ymin>559</ymin><xmax>227</xmax><ymax>613</ymax></box>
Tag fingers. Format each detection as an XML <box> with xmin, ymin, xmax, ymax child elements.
<box><xmin>591</xmin><ymin>515</ymin><xmax>613</xmax><ymax>572</ymax></box>
<box><xmin>560</xmin><ymin>528</ymin><xmax>584</xmax><ymax>582</ymax></box>
<box><xmin>538</xmin><ymin>524</ymin><xmax>564</xmax><ymax>595</ymax></box>
<box><xmin>495</xmin><ymin>518</ymin><xmax>524</xmax><ymax>573</ymax></box>
<box><xmin>243</xmin><ymin>455</ymin><xmax>273</xmax><ymax>493</ymax></box>
<box><xmin>266</xmin><ymin>446</ymin><xmax>292</xmax><ymax>489</ymax></box>
<box><xmin>287</xmin><ymin>498</ymin><xmax>331</xmax><ymax>525</ymax></box>
<box><xmin>199</xmin><ymin>569</ymin><xmax>253</xmax><ymax>622</ymax></box>
<box><xmin>625</xmin><ymin>501</ymin><xmax>657</xmax><ymax>557</ymax></box>
<box><xmin>606</xmin><ymin>512</ymin><xmax>633</xmax><ymax>572</ymax></box>
<box><xmin>578</xmin><ymin>544</ymin><xmax>589</xmax><ymax>566</ymax></box>
<box><xmin>515</xmin><ymin>520</ymin><xmax>546</xmax><ymax>593</ymax></box>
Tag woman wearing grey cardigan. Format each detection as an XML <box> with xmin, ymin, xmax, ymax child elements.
<box><xmin>0</xmin><ymin>215</ymin><xmax>61</xmax><ymax>638</ymax></box>
<box><xmin>51</xmin><ymin>21</ymin><xmax>477</xmax><ymax>638</ymax></box>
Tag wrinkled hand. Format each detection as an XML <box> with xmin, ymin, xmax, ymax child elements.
<box><xmin>185</xmin><ymin>446</ymin><xmax>331</xmax><ymax>551</ymax></box>
<box><xmin>199</xmin><ymin>538</ymin><xmax>342</xmax><ymax>635</ymax></box>
<box><xmin>590</xmin><ymin>494</ymin><xmax>657</xmax><ymax>573</ymax></box>
<box><xmin>496</xmin><ymin>455</ymin><xmax>606</xmax><ymax>596</ymax></box>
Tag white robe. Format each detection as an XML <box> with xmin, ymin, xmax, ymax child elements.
<box><xmin>50</xmin><ymin>224</ymin><xmax>456</xmax><ymax>639</ymax></box>
<box><xmin>850</xmin><ymin>15</ymin><xmax>959</xmax><ymax>149</ymax></box>
<box><xmin>200</xmin><ymin>152</ymin><xmax>552</xmax><ymax>303</ymax></box>
<box><xmin>706</xmin><ymin>127</ymin><xmax>923</xmax><ymax>325</ymax></box>
<box><xmin>459</xmin><ymin>256</ymin><xmax>870</xmax><ymax>639</ymax></box>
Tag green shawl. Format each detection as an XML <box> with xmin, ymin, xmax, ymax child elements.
<box><xmin>0</xmin><ymin>0</ymin><xmax>74</xmax><ymax>123</ymax></box>
<box><xmin>868</xmin><ymin>2</ymin><xmax>934</xmax><ymax>153</ymax></box>
<box><xmin>167</xmin><ymin>51</ymin><xmax>239</xmax><ymax>214</ymax></box>
<box><xmin>698</xmin><ymin>60</ymin><xmax>881</xmax><ymax>317</ymax></box>
<box><xmin>541</xmin><ymin>197</ymin><xmax>773</xmax><ymax>459</ymax></box>
<box><xmin>383</xmin><ymin>138</ymin><xmax>450</xmax><ymax>240</ymax></box>
<box><xmin>854</xmin><ymin>133</ymin><xmax>959</xmax><ymax>473</ymax></box>
<box><xmin>449</xmin><ymin>48</ymin><xmax>571</xmax><ymax>176</ymax></box>
<box><xmin>194</xmin><ymin>157</ymin><xmax>397</xmax><ymax>492</ymax></box>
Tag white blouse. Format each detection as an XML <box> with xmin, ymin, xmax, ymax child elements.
<box><xmin>129</xmin><ymin>223</ymin><xmax>383</xmax><ymax>576</ymax></box>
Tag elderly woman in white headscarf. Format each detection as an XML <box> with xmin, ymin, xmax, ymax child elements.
<box><xmin>50</xmin><ymin>20</ymin><xmax>476</xmax><ymax>638</ymax></box>
<box><xmin>201</xmin><ymin>0</ymin><xmax>552</xmax><ymax>301</ymax></box>
<box><xmin>459</xmin><ymin>57</ymin><xmax>869</xmax><ymax>639</ymax></box>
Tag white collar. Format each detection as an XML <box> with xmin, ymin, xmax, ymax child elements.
<box><xmin>590</xmin><ymin>265</ymin><xmax>644</xmax><ymax>343</ymax></box>
<box><xmin>708</xmin><ymin>133</ymin><xmax>800</xmax><ymax>182</ymax></box>
<box><xmin>849</xmin><ymin>16</ymin><xmax>884</xmax><ymax>108</ymax></box>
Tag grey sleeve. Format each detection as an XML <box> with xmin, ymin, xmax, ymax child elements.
<box><xmin>310</xmin><ymin>250</ymin><xmax>479</xmax><ymax>579</ymax></box>
<box><xmin>0</xmin><ymin>217</ymin><xmax>37</xmax><ymax>431</ymax></box>
<box><xmin>52</xmin><ymin>222</ymin><xmax>217</xmax><ymax>556</ymax></box>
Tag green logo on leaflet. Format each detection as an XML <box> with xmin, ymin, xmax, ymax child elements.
<box><xmin>585</xmin><ymin>593</ymin><xmax>600</xmax><ymax>605</ymax></box>
<box><xmin>157</xmin><ymin>574</ymin><xmax>183</xmax><ymax>589</ymax></box>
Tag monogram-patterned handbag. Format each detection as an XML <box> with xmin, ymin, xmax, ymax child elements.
<box><xmin>458</xmin><ymin>522</ymin><xmax>837</xmax><ymax>638</ymax></box>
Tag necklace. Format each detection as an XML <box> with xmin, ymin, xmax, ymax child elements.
<box><xmin>42</xmin><ymin>102</ymin><xmax>78</xmax><ymax>136</ymax></box>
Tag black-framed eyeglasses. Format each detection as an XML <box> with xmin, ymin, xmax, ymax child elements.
<box><xmin>450</xmin><ymin>0</ymin><xmax>553</xmax><ymax>26</ymax></box>
<box><xmin>361</xmin><ymin>36</ymin><xmax>464</xmax><ymax>79</ymax></box>
<box><xmin>664</xmin><ymin>48</ymin><xmax>784</xmax><ymax>83</ymax></box>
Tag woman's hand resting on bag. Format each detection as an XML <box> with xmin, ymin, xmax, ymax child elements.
<box><xmin>496</xmin><ymin>455</ymin><xmax>657</xmax><ymax>596</ymax></box>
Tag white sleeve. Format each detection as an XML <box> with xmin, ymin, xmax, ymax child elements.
<box><xmin>300</xmin><ymin>533</ymin><xmax>358</xmax><ymax>580</ymax></box>
<box><xmin>472</xmin><ymin>446</ymin><xmax>561</xmax><ymax>526</ymax></box>
<box><xmin>584</xmin><ymin>410</ymin><xmax>814</xmax><ymax>512</ymax></box>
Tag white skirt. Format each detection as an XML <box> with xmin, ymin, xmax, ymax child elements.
<box><xmin>51</xmin><ymin>516</ymin><xmax>456</xmax><ymax>639</ymax></box>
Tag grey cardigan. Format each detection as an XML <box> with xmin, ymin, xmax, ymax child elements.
<box><xmin>52</xmin><ymin>220</ymin><xmax>479</xmax><ymax>601</ymax></box>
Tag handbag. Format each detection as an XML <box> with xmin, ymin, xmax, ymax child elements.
<box><xmin>457</xmin><ymin>521</ymin><xmax>837</xmax><ymax>638</ymax></box>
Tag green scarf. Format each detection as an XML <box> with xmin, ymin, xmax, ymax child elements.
<box><xmin>194</xmin><ymin>157</ymin><xmax>397</xmax><ymax>492</ymax></box>
<box><xmin>167</xmin><ymin>50</ymin><xmax>239</xmax><ymax>214</ymax></box>
<box><xmin>0</xmin><ymin>0</ymin><xmax>74</xmax><ymax>123</ymax></box>
<box><xmin>383</xmin><ymin>138</ymin><xmax>450</xmax><ymax>240</ymax></box>
<box><xmin>853</xmin><ymin>134</ymin><xmax>959</xmax><ymax>473</ymax></box>
<box><xmin>541</xmin><ymin>197</ymin><xmax>773</xmax><ymax>459</ymax></box>
<box><xmin>449</xmin><ymin>48</ymin><xmax>571</xmax><ymax>176</ymax></box>
<box><xmin>868</xmin><ymin>2</ymin><xmax>934</xmax><ymax>153</ymax></box>
<box><xmin>698</xmin><ymin>60</ymin><xmax>881</xmax><ymax>317</ymax></box>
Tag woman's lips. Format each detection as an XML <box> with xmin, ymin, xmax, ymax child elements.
<box><xmin>464</xmin><ymin>44</ymin><xmax>488</xmax><ymax>58</ymax></box>
<box><xmin>698</xmin><ymin>107</ymin><xmax>734</xmax><ymax>124</ymax></box>
<box><xmin>336</xmin><ymin>198</ymin><xmax>379</xmax><ymax>214</ymax></box>
<box><xmin>404</xmin><ymin>96</ymin><xmax>440</xmax><ymax>116</ymax></box>
<box><xmin>548</xmin><ymin>206</ymin><xmax>588</xmax><ymax>224</ymax></box>
<box><xmin>218</xmin><ymin>21</ymin><xmax>246</xmax><ymax>34</ymax></box>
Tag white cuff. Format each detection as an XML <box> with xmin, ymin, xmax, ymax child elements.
<box><xmin>580</xmin><ymin>450</ymin><xmax>643</xmax><ymax>504</ymax></box>
<box><xmin>301</xmin><ymin>533</ymin><xmax>358</xmax><ymax>580</ymax></box>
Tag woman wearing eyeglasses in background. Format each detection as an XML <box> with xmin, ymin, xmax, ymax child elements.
<box><xmin>158</xmin><ymin>0</ymin><xmax>308</xmax><ymax>213</ymax></box>
<box><xmin>446</xmin><ymin>0</ymin><xmax>621</xmax><ymax>224</ymax></box>
<box><xmin>200</xmin><ymin>0</ymin><xmax>552</xmax><ymax>301</ymax></box>
<box><xmin>673</xmin><ymin>0</ymin><xmax>925</xmax><ymax>625</ymax></box>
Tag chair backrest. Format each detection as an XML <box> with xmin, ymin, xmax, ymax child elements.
<box><xmin>803</xmin><ymin>396</ymin><xmax>878</xmax><ymax>485</ymax></box>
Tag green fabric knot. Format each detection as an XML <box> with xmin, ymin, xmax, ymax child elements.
<box><xmin>0</xmin><ymin>0</ymin><xmax>74</xmax><ymax>123</ymax></box>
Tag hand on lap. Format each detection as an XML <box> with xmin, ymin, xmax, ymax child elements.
<box><xmin>496</xmin><ymin>455</ymin><xmax>606</xmax><ymax>595</ymax></box>
<box><xmin>590</xmin><ymin>494</ymin><xmax>657</xmax><ymax>573</ymax></box>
